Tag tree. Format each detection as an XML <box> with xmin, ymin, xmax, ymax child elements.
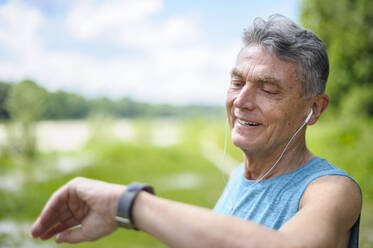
<box><xmin>300</xmin><ymin>0</ymin><xmax>373</xmax><ymax>112</ymax></box>
<box><xmin>6</xmin><ymin>80</ymin><xmax>47</xmax><ymax>157</ymax></box>
<box><xmin>44</xmin><ymin>90</ymin><xmax>90</xmax><ymax>119</ymax></box>
<box><xmin>0</xmin><ymin>81</ymin><xmax>11</xmax><ymax>120</ymax></box>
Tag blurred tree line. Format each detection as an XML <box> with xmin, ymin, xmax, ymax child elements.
<box><xmin>301</xmin><ymin>0</ymin><xmax>373</xmax><ymax>118</ymax></box>
<box><xmin>0</xmin><ymin>80</ymin><xmax>222</xmax><ymax>158</ymax></box>
<box><xmin>0</xmin><ymin>80</ymin><xmax>223</xmax><ymax>122</ymax></box>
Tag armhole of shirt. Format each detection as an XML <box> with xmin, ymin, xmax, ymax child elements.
<box><xmin>297</xmin><ymin>170</ymin><xmax>361</xmax><ymax>211</ymax></box>
<box><xmin>297</xmin><ymin>171</ymin><xmax>362</xmax><ymax>248</ymax></box>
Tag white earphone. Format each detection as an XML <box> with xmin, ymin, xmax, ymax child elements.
<box><xmin>304</xmin><ymin>108</ymin><xmax>313</xmax><ymax>124</ymax></box>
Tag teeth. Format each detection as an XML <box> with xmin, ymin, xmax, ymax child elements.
<box><xmin>238</xmin><ymin>119</ymin><xmax>260</xmax><ymax>126</ymax></box>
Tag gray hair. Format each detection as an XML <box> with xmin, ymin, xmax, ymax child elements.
<box><xmin>243</xmin><ymin>14</ymin><xmax>329</xmax><ymax>97</ymax></box>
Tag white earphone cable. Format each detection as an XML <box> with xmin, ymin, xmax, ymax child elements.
<box><xmin>221</xmin><ymin>119</ymin><xmax>229</xmax><ymax>184</ymax></box>
<box><xmin>221</xmin><ymin>110</ymin><xmax>311</xmax><ymax>187</ymax></box>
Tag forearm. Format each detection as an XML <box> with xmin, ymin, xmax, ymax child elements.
<box><xmin>132</xmin><ymin>192</ymin><xmax>291</xmax><ymax>248</ymax></box>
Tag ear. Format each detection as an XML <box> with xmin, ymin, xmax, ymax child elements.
<box><xmin>307</xmin><ymin>94</ymin><xmax>329</xmax><ymax>125</ymax></box>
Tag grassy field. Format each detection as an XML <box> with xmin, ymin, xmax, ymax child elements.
<box><xmin>0</xmin><ymin>117</ymin><xmax>372</xmax><ymax>247</ymax></box>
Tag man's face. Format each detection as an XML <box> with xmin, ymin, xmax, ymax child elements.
<box><xmin>226</xmin><ymin>45</ymin><xmax>309</xmax><ymax>155</ymax></box>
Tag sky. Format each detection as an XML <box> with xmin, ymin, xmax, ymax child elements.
<box><xmin>0</xmin><ymin>0</ymin><xmax>302</xmax><ymax>105</ymax></box>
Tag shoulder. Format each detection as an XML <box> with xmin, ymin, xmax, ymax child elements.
<box><xmin>301</xmin><ymin>175</ymin><xmax>362</xmax><ymax>206</ymax></box>
<box><xmin>297</xmin><ymin>157</ymin><xmax>360</xmax><ymax>203</ymax></box>
<box><xmin>279</xmin><ymin>173</ymin><xmax>361</xmax><ymax>248</ymax></box>
<box><xmin>300</xmin><ymin>174</ymin><xmax>362</xmax><ymax>229</ymax></box>
<box><xmin>300</xmin><ymin>157</ymin><xmax>361</xmax><ymax>209</ymax></box>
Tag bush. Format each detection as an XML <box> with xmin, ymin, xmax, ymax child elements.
<box><xmin>341</xmin><ymin>85</ymin><xmax>373</xmax><ymax>118</ymax></box>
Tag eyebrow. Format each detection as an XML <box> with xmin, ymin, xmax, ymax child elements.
<box><xmin>230</xmin><ymin>68</ymin><xmax>244</xmax><ymax>79</ymax></box>
<box><xmin>231</xmin><ymin>68</ymin><xmax>281</xmax><ymax>87</ymax></box>
<box><xmin>254</xmin><ymin>76</ymin><xmax>281</xmax><ymax>86</ymax></box>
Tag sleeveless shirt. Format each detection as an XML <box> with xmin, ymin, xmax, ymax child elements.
<box><xmin>213</xmin><ymin>156</ymin><xmax>360</xmax><ymax>248</ymax></box>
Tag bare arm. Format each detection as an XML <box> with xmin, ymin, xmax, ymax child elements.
<box><xmin>132</xmin><ymin>191</ymin><xmax>288</xmax><ymax>248</ymax></box>
<box><xmin>31</xmin><ymin>176</ymin><xmax>361</xmax><ymax>248</ymax></box>
<box><xmin>132</xmin><ymin>175</ymin><xmax>361</xmax><ymax>248</ymax></box>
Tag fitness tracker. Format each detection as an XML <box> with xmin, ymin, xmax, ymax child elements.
<box><xmin>115</xmin><ymin>182</ymin><xmax>155</xmax><ymax>230</ymax></box>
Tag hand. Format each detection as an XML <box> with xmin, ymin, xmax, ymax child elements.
<box><xmin>31</xmin><ymin>177</ymin><xmax>126</xmax><ymax>243</ymax></box>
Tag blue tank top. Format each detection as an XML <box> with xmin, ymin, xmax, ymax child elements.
<box><xmin>213</xmin><ymin>156</ymin><xmax>360</xmax><ymax>248</ymax></box>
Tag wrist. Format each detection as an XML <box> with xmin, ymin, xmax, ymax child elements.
<box><xmin>131</xmin><ymin>190</ymin><xmax>155</xmax><ymax>232</ymax></box>
<box><xmin>110</xmin><ymin>185</ymin><xmax>127</xmax><ymax>219</ymax></box>
<box><xmin>115</xmin><ymin>182</ymin><xmax>155</xmax><ymax>230</ymax></box>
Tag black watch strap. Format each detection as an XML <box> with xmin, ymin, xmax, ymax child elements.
<box><xmin>115</xmin><ymin>182</ymin><xmax>155</xmax><ymax>230</ymax></box>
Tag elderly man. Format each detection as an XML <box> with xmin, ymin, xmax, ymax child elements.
<box><xmin>31</xmin><ymin>15</ymin><xmax>361</xmax><ymax>248</ymax></box>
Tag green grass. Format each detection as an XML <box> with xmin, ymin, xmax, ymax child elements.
<box><xmin>0</xmin><ymin>118</ymin><xmax>226</xmax><ymax>247</ymax></box>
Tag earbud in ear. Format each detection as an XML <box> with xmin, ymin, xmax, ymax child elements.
<box><xmin>304</xmin><ymin>108</ymin><xmax>313</xmax><ymax>124</ymax></box>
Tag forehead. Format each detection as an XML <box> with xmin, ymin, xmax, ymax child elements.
<box><xmin>234</xmin><ymin>45</ymin><xmax>299</xmax><ymax>87</ymax></box>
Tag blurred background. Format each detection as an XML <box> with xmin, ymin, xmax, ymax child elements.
<box><xmin>0</xmin><ymin>0</ymin><xmax>372</xmax><ymax>247</ymax></box>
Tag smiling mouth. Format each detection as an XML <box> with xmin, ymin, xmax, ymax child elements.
<box><xmin>237</xmin><ymin>119</ymin><xmax>261</xmax><ymax>126</ymax></box>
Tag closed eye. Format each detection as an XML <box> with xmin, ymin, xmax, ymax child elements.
<box><xmin>231</xmin><ymin>80</ymin><xmax>244</xmax><ymax>88</ymax></box>
<box><xmin>261</xmin><ymin>88</ymin><xmax>277</xmax><ymax>95</ymax></box>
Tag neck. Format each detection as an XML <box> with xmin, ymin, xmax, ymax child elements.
<box><xmin>242</xmin><ymin>134</ymin><xmax>313</xmax><ymax>180</ymax></box>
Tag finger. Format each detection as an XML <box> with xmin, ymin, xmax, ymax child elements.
<box><xmin>31</xmin><ymin>184</ymin><xmax>71</xmax><ymax>237</ymax></box>
<box><xmin>31</xmin><ymin>217</ymin><xmax>42</xmax><ymax>238</ymax></box>
<box><xmin>40</xmin><ymin>218</ymin><xmax>80</xmax><ymax>240</ymax></box>
<box><xmin>56</xmin><ymin>227</ymin><xmax>91</xmax><ymax>244</ymax></box>
<box><xmin>31</xmin><ymin>204</ymin><xmax>65</xmax><ymax>237</ymax></box>
<box><xmin>39</xmin><ymin>222</ymin><xmax>60</xmax><ymax>240</ymax></box>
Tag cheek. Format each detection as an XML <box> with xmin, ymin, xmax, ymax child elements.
<box><xmin>269</xmin><ymin>109</ymin><xmax>295</xmax><ymax>136</ymax></box>
<box><xmin>259</xmin><ymin>106</ymin><xmax>289</xmax><ymax>134</ymax></box>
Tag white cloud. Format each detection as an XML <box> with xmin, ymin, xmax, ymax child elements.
<box><xmin>0</xmin><ymin>1</ymin><xmax>45</xmax><ymax>81</ymax></box>
<box><xmin>66</xmin><ymin>0</ymin><xmax>163</xmax><ymax>41</ymax></box>
<box><xmin>116</xmin><ymin>15</ymin><xmax>201</xmax><ymax>49</ymax></box>
<box><xmin>0</xmin><ymin>0</ymin><xmax>240</xmax><ymax>105</ymax></box>
<box><xmin>0</xmin><ymin>1</ymin><xmax>43</xmax><ymax>55</ymax></box>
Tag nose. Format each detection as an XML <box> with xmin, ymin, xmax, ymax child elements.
<box><xmin>233</xmin><ymin>84</ymin><xmax>256</xmax><ymax>110</ymax></box>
